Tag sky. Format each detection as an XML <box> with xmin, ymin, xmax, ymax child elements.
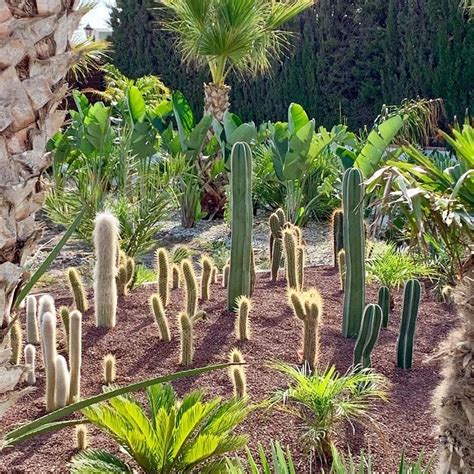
<box><xmin>80</xmin><ymin>0</ymin><xmax>113</xmax><ymax>31</ymax></box>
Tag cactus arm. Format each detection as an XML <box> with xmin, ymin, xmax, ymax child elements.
<box><xmin>378</xmin><ymin>286</ymin><xmax>390</xmax><ymax>328</ymax></box>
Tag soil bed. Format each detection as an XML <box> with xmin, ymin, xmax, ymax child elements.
<box><xmin>0</xmin><ymin>267</ymin><xmax>454</xmax><ymax>472</ymax></box>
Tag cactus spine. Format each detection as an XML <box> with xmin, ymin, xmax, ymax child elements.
<box><xmin>211</xmin><ymin>266</ymin><xmax>218</xmax><ymax>284</ymax></box>
<box><xmin>75</xmin><ymin>425</ymin><xmax>89</xmax><ymax>450</ymax></box>
<box><xmin>117</xmin><ymin>264</ymin><xmax>129</xmax><ymax>297</ymax></box>
<box><xmin>69</xmin><ymin>310</ymin><xmax>82</xmax><ymax>403</ymax></box>
<box><xmin>156</xmin><ymin>248</ymin><xmax>170</xmax><ymax>307</ymax></box>
<box><xmin>353</xmin><ymin>304</ymin><xmax>382</xmax><ymax>368</ymax></box>
<box><xmin>38</xmin><ymin>294</ymin><xmax>55</xmax><ymax>326</ymax></box>
<box><xmin>24</xmin><ymin>344</ymin><xmax>36</xmax><ymax>385</ymax></box>
<box><xmin>331</xmin><ymin>209</ymin><xmax>344</xmax><ymax>267</ymax></box>
<box><xmin>150</xmin><ymin>294</ymin><xmax>171</xmax><ymax>342</ymax></box>
<box><xmin>337</xmin><ymin>250</ymin><xmax>346</xmax><ymax>291</ymax></box>
<box><xmin>269</xmin><ymin>210</ymin><xmax>285</xmax><ymax>281</ymax></box>
<box><xmin>41</xmin><ymin>311</ymin><xmax>57</xmax><ymax>412</ymax></box>
<box><xmin>93</xmin><ymin>212</ymin><xmax>119</xmax><ymax>328</ymax></box>
<box><xmin>178</xmin><ymin>311</ymin><xmax>205</xmax><ymax>366</ymax></box>
<box><xmin>26</xmin><ymin>295</ymin><xmax>39</xmax><ymax>344</ymax></box>
<box><xmin>235</xmin><ymin>296</ymin><xmax>251</xmax><ymax>341</ymax></box>
<box><xmin>397</xmin><ymin>279</ymin><xmax>421</xmax><ymax>369</ymax></box>
<box><xmin>283</xmin><ymin>228</ymin><xmax>299</xmax><ymax>290</ymax></box>
<box><xmin>59</xmin><ymin>306</ymin><xmax>70</xmax><ymax>350</ymax></box>
<box><xmin>54</xmin><ymin>354</ymin><xmax>70</xmax><ymax>409</ymax></box>
<box><xmin>67</xmin><ymin>267</ymin><xmax>88</xmax><ymax>313</ymax></box>
<box><xmin>228</xmin><ymin>142</ymin><xmax>253</xmax><ymax>310</ymax></box>
<box><xmin>342</xmin><ymin>168</ymin><xmax>366</xmax><ymax>339</ymax></box>
<box><xmin>229</xmin><ymin>348</ymin><xmax>246</xmax><ymax>398</ymax></box>
<box><xmin>200</xmin><ymin>256</ymin><xmax>212</xmax><ymax>300</ymax></box>
<box><xmin>10</xmin><ymin>320</ymin><xmax>22</xmax><ymax>365</ymax></box>
<box><xmin>126</xmin><ymin>257</ymin><xmax>135</xmax><ymax>286</ymax></box>
<box><xmin>378</xmin><ymin>286</ymin><xmax>390</xmax><ymax>328</ymax></box>
<box><xmin>222</xmin><ymin>264</ymin><xmax>230</xmax><ymax>288</ymax></box>
<box><xmin>289</xmin><ymin>289</ymin><xmax>322</xmax><ymax>370</ymax></box>
<box><xmin>103</xmin><ymin>353</ymin><xmax>116</xmax><ymax>384</ymax></box>
<box><xmin>172</xmin><ymin>264</ymin><xmax>181</xmax><ymax>289</ymax></box>
<box><xmin>182</xmin><ymin>259</ymin><xmax>198</xmax><ymax>317</ymax></box>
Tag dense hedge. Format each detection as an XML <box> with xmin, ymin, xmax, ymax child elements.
<box><xmin>110</xmin><ymin>0</ymin><xmax>473</xmax><ymax>128</ymax></box>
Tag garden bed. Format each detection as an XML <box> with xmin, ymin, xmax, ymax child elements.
<box><xmin>0</xmin><ymin>266</ymin><xmax>454</xmax><ymax>472</ymax></box>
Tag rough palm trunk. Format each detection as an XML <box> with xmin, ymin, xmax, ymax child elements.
<box><xmin>203</xmin><ymin>82</ymin><xmax>230</xmax><ymax>122</ymax></box>
<box><xmin>0</xmin><ymin>0</ymin><xmax>84</xmax><ymax>328</ymax></box>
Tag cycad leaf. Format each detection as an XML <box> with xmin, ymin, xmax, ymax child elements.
<box><xmin>182</xmin><ymin>434</ymin><xmax>220</xmax><ymax>465</ymax></box>
<box><xmin>69</xmin><ymin>449</ymin><xmax>132</xmax><ymax>473</ymax></box>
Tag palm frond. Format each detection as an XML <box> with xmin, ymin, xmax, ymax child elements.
<box><xmin>69</xmin><ymin>449</ymin><xmax>132</xmax><ymax>473</ymax></box>
<box><xmin>69</xmin><ymin>34</ymin><xmax>110</xmax><ymax>82</ymax></box>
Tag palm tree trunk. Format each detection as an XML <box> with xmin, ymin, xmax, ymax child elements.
<box><xmin>203</xmin><ymin>82</ymin><xmax>231</xmax><ymax>121</ymax></box>
<box><xmin>0</xmin><ymin>1</ymin><xmax>85</xmax><ymax>327</ymax></box>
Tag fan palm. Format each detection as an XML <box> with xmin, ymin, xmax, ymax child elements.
<box><xmin>160</xmin><ymin>0</ymin><xmax>313</xmax><ymax>120</ymax></box>
<box><xmin>269</xmin><ymin>363</ymin><xmax>389</xmax><ymax>463</ymax></box>
<box><xmin>69</xmin><ymin>383</ymin><xmax>250</xmax><ymax>473</ymax></box>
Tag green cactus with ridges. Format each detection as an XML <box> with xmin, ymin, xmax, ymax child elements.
<box><xmin>250</xmin><ymin>249</ymin><xmax>256</xmax><ymax>296</ymax></box>
<box><xmin>228</xmin><ymin>142</ymin><xmax>253</xmax><ymax>310</ymax></box>
<box><xmin>156</xmin><ymin>248</ymin><xmax>170</xmax><ymax>307</ymax></box>
<box><xmin>59</xmin><ymin>306</ymin><xmax>70</xmax><ymax>351</ymax></box>
<box><xmin>337</xmin><ymin>250</ymin><xmax>346</xmax><ymax>291</ymax></box>
<box><xmin>10</xmin><ymin>320</ymin><xmax>23</xmax><ymax>365</ymax></box>
<box><xmin>103</xmin><ymin>353</ymin><xmax>116</xmax><ymax>384</ymax></box>
<box><xmin>342</xmin><ymin>168</ymin><xmax>366</xmax><ymax>339</ymax></box>
<box><xmin>93</xmin><ymin>212</ymin><xmax>119</xmax><ymax>328</ymax></box>
<box><xmin>353</xmin><ymin>304</ymin><xmax>383</xmax><ymax>368</ymax></box>
<box><xmin>67</xmin><ymin>267</ymin><xmax>88</xmax><ymax>313</ymax></box>
<box><xmin>54</xmin><ymin>354</ymin><xmax>70</xmax><ymax>409</ymax></box>
<box><xmin>378</xmin><ymin>286</ymin><xmax>390</xmax><ymax>328</ymax></box>
<box><xmin>222</xmin><ymin>264</ymin><xmax>230</xmax><ymax>288</ymax></box>
<box><xmin>229</xmin><ymin>348</ymin><xmax>246</xmax><ymax>398</ymax></box>
<box><xmin>24</xmin><ymin>344</ymin><xmax>36</xmax><ymax>385</ymax></box>
<box><xmin>69</xmin><ymin>310</ymin><xmax>82</xmax><ymax>403</ymax></box>
<box><xmin>288</xmin><ymin>289</ymin><xmax>322</xmax><ymax>370</ymax></box>
<box><xmin>181</xmin><ymin>259</ymin><xmax>198</xmax><ymax>317</ymax></box>
<box><xmin>150</xmin><ymin>294</ymin><xmax>171</xmax><ymax>342</ymax></box>
<box><xmin>235</xmin><ymin>296</ymin><xmax>251</xmax><ymax>341</ymax></box>
<box><xmin>269</xmin><ymin>212</ymin><xmax>283</xmax><ymax>281</ymax></box>
<box><xmin>283</xmin><ymin>228</ymin><xmax>299</xmax><ymax>290</ymax></box>
<box><xmin>26</xmin><ymin>295</ymin><xmax>39</xmax><ymax>344</ymax></box>
<box><xmin>41</xmin><ymin>311</ymin><xmax>57</xmax><ymax>412</ymax></box>
<box><xmin>200</xmin><ymin>256</ymin><xmax>212</xmax><ymax>300</ymax></box>
<box><xmin>397</xmin><ymin>279</ymin><xmax>421</xmax><ymax>369</ymax></box>
<box><xmin>331</xmin><ymin>209</ymin><xmax>344</xmax><ymax>267</ymax></box>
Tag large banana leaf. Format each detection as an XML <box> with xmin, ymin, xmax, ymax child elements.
<box><xmin>355</xmin><ymin>115</ymin><xmax>404</xmax><ymax>177</ymax></box>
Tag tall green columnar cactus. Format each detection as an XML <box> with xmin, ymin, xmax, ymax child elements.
<box><xmin>200</xmin><ymin>256</ymin><xmax>212</xmax><ymax>300</ymax></box>
<box><xmin>228</xmin><ymin>142</ymin><xmax>253</xmax><ymax>311</ymax></box>
<box><xmin>68</xmin><ymin>310</ymin><xmax>82</xmax><ymax>403</ymax></box>
<box><xmin>283</xmin><ymin>228</ymin><xmax>299</xmax><ymax>290</ymax></box>
<box><xmin>156</xmin><ymin>248</ymin><xmax>170</xmax><ymax>307</ymax></box>
<box><xmin>353</xmin><ymin>304</ymin><xmax>382</xmax><ymax>369</ymax></box>
<box><xmin>288</xmin><ymin>289</ymin><xmax>322</xmax><ymax>371</ymax></box>
<box><xmin>41</xmin><ymin>312</ymin><xmax>57</xmax><ymax>412</ymax></box>
<box><xmin>26</xmin><ymin>295</ymin><xmax>39</xmax><ymax>344</ymax></box>
<box><xmin>229</xmin><ymin>348</ymin><xmax>246</xmax><ymax>398</ymax></box>
<box><xmin>93</xmin><ymin>212</ymin><xmax>119</xmax><ymax>328</ymax></box>
<box><xmin>331</xmin><ymin>209</ymin><xmax>344</xmax><ymax>267</ymax></box>
<box><xmin>150</xmin><ymin>294</ymin><xmax>171</xmax><ymax>342</ymax></box>
<box><xmin>269</xmin><ymin>211</ymin><xmax>284</xmax><ymax>281</ymax></box>
<box><xmin>378</xmin><ymin>286</ymin><xmax>390</xmax><ymax>328</ymax></box>
<box><xmin>342</xmin><ymin>168</ymin><xmax>366</xmax><ymax>338</ymax></box>
<box><xmin>397</xmin><ymin>279</ymin><xmax>421</xmax><ymax>369</ymax></box>
<box><xmin>182</xmin><ymin>259</ymin><xmax>198</xmax><ymax>317</ymax></box>
<box><xmin>67</xmin><ymin>267</ymin><xmax>88</xmax><ymax>313</ymax></box>
<box><xmin>178</xmin><ymin>310</ymin><xmax>206</xmax><ymax>367</ymax></box>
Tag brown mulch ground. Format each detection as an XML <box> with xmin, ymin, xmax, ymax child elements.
<box><xmin>0</xmin><ymin>266</ymin><xmax>455</xmax><ymax>473</ymax></box>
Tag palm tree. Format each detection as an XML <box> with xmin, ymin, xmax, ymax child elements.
<box><xmin>160</xmin><ymin>0</ymin><xmax>314</xmax><ymax>121</ymax></box>
<box><xmin>69</xmin><ymin>383</ymin><xmax>250</xmax><ymax>473</ymax></box>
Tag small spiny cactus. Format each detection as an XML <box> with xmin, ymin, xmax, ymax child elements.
<box><xmin>353</xmin><ymin>304</ymin><xmax>383</xmax><ymax>369</ymax></box>
<box><xmin>10</xmin><ymin>319</ymin><xmax>23</xmax><ymax>365</ymax></box>
<box><xmin>235</xmin><ymin>296</ymin><xmax>251</xmax><ymax>341</ymax></box>
<box><xmin>182</xmin><ymin>259</ymin><xmax>198</xmax><ymax>317</ymax></box>
<box><xmin>126</xmin><ymin>256</ymin><xmax>135</xmax><ymax>286</ymax></box>
<box><xmin>93</xmin><ymin>212</ymin><xmax>119</xmax><ymax>328</ymax></box>
<box><xmin>156</xmin><ymin>248</ymin><xmax>170</xmax><ymax>307</ymax></box>
<box><xmin>229</xmin><ymin>348</ymin><xmax>246</xmax><ymax>398</ymax></box>
<box><xmin>54</xmin><ymin>354</ymin><xmax>70</xmax><ymax>409</ymax></box>
<box><xmin>282</xmin><ymin>228</ymin><xmax>299</xmax><ymax>290</ymax></box>
<box><xmin>200</xmin><ymin>256</ymin><xmax>212</xmax><ymax>300</ymax></box>
<box><xmin>289</xmin><ymin>289</ymin><xmax>323</xmax><ymax>370</ymax></box>
<box><xmin>24</xmin><ymin>344</ymin><xmax>36</xmax><ymax>385</ymax></box>
<box><xmin>69</xmin><ymin>310</ymin><xmax>82</xmax><ymax>403</ymax></box>
<box><xmin>38</xmin><ymin>294</ymin><xmax>56</xmax><ymax>326</ymax></box>
<box><xmin>337</xmin><ymin>249</ymin><xmax>346</xmax><ymax>291</ymax></box>
<box><xmin>222</xmin><ymin>264</ymin><xmax>230</xmax><ymax>288</ymax></box>
<box><xmin>211</xmin><ymin>266</ymin><xmax>218</xmax><ymax>284</ymax></box>
<box><xmin>331</xmin><ymin>209</ymin><xmax>344</xmax><ymax>267</ymax></box>
<box><xmin>26</xmin><ymin>295</ymin><xmax>39</xmax><ymax>344</ymax></box>
<box><xmin>269</xmin><ymin>211</ymin><xmax>284</xmax><ymax>281</ymax></box>
<box><xmin>117</xmin><ymin>264</ymin><xmax>129</xmax><ymax>297</ymax></box>
<box><xmin>41</xmin><ymin>311</ymin><xmax>57</xmax><ymax>412</ymax></box>
<box><xmin>59</xmin><ymin>306</ymin><xmax>70</xmax><ymax>351</ymax></box>
<box><xmin>150</xmin><ymin>294</ymin><xmax>171</xmax><ymax>342</ymax></box>
<box><xmin>103</xmin><ymin>353</ymin><xmax>116</xmax><ymax>384</ymax></box>
<box><xmin>172</xmin><ymin>264</ymin><xmax>180</xmax><ymax>289</ymax></box>
<box><xmin>67</xmin><ymin>267</ymin><xmax>88</xmax><ymax>313</ymax></box>
<box><xmin>179</xmin><ymin>313</ymin><xmax>193</xmax><ymax>367</ymax></box>
<box><xmin>74</xmin><ymin>425</ymin><xmax>89</xmax><ymax>451</ymax></box>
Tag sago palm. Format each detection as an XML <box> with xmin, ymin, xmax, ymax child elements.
<box><xmin>269</xmin><ymin>363</ymin><xmax>389</xmax><ymax>463</ymax></box>
<box><xmin>160</xmin><ymin>0</ymin><xmax>313</xmax><ymax>120</ymax></box>
<box><xmin>69</xmin><ymin>383</ymin><xmax>250</xmax><ymax>473</ymax></box>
